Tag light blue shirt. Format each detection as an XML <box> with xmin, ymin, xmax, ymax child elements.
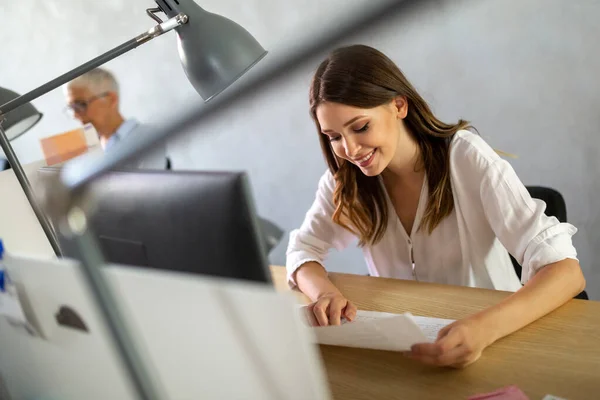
<box><xmin>105</xmin><ymin>119</ymin><xmax>139</xmax><ymax>153</ymax></box>
<box><xmin>105</xmin><ymin>119</ymin><xmax>168</xmax><ymax>169</ymax></box>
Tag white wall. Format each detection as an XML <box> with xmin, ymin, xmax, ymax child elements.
<box><xmin>1</xmin><ymin>0</ymin><xmax>598</xmax><ymax>299</ymax></box>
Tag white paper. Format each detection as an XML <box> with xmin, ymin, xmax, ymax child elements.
<box><xmin>339</xmin><ymin>310</ymin><xmax>454</xmax><ymax>341</ymax></box>
<box><xmin>410</xmin><ymin>315</ymin><xmax>455</xmax><ymax>342</ymax></box>
<box><xmin>302</xmin><ymin>307</ymin><xmax>455</xmax><ymax>352</ymax></box>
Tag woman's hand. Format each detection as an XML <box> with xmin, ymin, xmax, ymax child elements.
<box><xmin>405</xmin><ymin>317</ymin><xmax>495</xmax><ymax>368</ymax></box>
<box><xmin>305</xmin><ymin>292</ymin><xmax>357</xmax><ymax>327</ymax></box>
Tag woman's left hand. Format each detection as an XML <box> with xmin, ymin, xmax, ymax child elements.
<box><xmin>404</xmin><ymin>317</ymin><xmax>495</xmax><ymax>368</ymax></box>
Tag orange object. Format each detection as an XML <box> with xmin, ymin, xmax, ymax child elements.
<box><xmin>40</xmin><ymin>128</ymin><xmax>89</xmax><ymax>166</ymax></box>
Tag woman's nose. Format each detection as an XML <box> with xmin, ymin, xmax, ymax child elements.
<box><xmin>344</xmin><ymin>138</ymin><xmax>361</xmax><ymax>158</ymax></box>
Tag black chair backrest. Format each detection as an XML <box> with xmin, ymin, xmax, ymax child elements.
<box><xmin>509</xmin><ymin>186</ymin><xmax>588</xmax><ymax>300</ymax></box>
<box><xmin>526</xmin><ymin>186</ymin><xmax>567</xmax><ymax>222</ymax></box>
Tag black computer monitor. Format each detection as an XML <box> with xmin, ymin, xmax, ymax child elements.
<box><xmin>39</xmin><ymin>167</ymin><xmax>272</xmax><ymax>284</ymax></box>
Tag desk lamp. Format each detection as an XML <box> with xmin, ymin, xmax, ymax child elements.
<box><xmin>0</xmin><ymin>0</ymin><xmax>267</xmax><ymax>258</ymax></box>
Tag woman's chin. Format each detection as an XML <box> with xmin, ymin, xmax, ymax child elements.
<box><xmin>359</xmin><ymin>163</ymin><xmax>384</xmax><ymax>177</ymax></box>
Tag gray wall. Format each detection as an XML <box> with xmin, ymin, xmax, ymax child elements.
<box><xmin>1</xmin><ymin>0</ymin><xmax>598</xmax><ymax>299</ymax></box>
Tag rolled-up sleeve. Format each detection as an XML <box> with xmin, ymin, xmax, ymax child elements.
<box><xmin>286</xmin><ymin>170</ymin><xmax>355</xmax><ymax>287</ymax></box>
<box><xmin>480</xmin><ymin>158</ymin><xmax>578</xmax><ymax>284</ymax></box>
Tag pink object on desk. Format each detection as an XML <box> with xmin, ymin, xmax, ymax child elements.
<box><xmin>468</xmin><ymin>385</ymin><xmax>529</xmax><ymax>400</ymax></box>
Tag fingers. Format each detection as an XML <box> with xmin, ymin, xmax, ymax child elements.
<box><xmin>410</xmin><ymin>342</ymin><xmax>442</xmax><ymax>358</ymax></box>
<box><xmin>434</xmin><ymin>325</ymin><xmax>464</xmax><ymax>352</ymax></box>
<box><xmin>408</xmin><ymin>328</ymin><xmax>460</xmax><ymax>365</ymax></box>
<box><xmin>344</xmin><ymin>302</ymin><xmax>357</xmax><ymax>322</ymax></box>
<box><xmin>408</xmin><ymin>344</ymin><xmax>469</xmax><ymax>367</ymax></box>
<box><xmin>407</xmin><ymin>325</ymin><xmax>480</xmax><ymax>368</ymax></box>
<box><xmin>328</xmin><ymin>298</ymin><xmax>346</xmax><ymax>326</ymax></box>
<box><xmin>411</xmin><ymin>324</ymin><xmax>462</xmax><ymax>356</ymax></box>
<box><xmin>435</xmin><ymin>344</ymin><xmax>479</xmax><ymax>369</ymax></box>
<box><xmin>436</xmin><ymin>322</ymin><xmax>453</xmax><ymax>341</ymax></box>
<box><xmin>329</xmin><ymin>297</ymin><xmax>355</xmax><ymax>326</ymax></box>
<box><xmin>302</xmin><ymin>306</ymin><xmax>320</xmax><ymax>327</ymax></box>
<box><xmin>310</xmin><ymin>301</ymin><xmax>331</xmax><ymax>327</ymax></box>
<box><xmin>308</xmin><ymin>297</ymin><xmax>355</xmax><ymax>326</ymax></box>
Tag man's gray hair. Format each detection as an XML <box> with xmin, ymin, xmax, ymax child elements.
<box><xmin>65</xmin><ymin>67</ymin><xmax>119</xmax><ymax>95</ymax></box>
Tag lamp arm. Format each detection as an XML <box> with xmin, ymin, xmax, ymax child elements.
<box><xmin>0</xmin><ymin>13</ymin><xmax>188</xmax><ymax>117</ymax></box>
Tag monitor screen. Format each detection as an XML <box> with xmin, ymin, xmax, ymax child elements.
<box><xmin>39</xmin><ymin>167</ymin><xmax>272</xmax><ymax>284</ymax></box>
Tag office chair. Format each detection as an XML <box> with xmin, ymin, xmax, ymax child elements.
<box><xmin>258</xmin><ymin>217</ymin><xmax>285</xmax><ymax>254</ymax></box>
<box><xmin>510</xmin><ymin>186</ymin><xmax>589</xmax><ymax>300</ymax></box>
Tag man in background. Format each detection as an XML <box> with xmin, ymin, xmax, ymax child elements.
<box><xmin>64</xmin><ymin>68</ymin><xmax>169</xmax><ymax>169</ymax></box>
<box><xmin>63</xmin><ymin>69</ymin><xmax>284</xmax><ymax>256</ymax></box>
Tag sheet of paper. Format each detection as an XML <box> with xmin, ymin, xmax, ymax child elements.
<box><xmin>337</xmin><ymin>310</ymin><xmax>454</xmax><ymax>342</ymax></box>
<box><xmin>302</xmin><ymin>307</ymin><xmax>455</xmax><ymax>352</ymax></box>
<box><xmin>410</xmin><ymin>315</ymin><xmax>455</xmax><ymax>341</ymax></box>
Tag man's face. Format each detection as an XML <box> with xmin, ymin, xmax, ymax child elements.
<box><xmin>65</xmin><ymin>86</ymin><xmax>115</xmax><ymax>126</ymax></box>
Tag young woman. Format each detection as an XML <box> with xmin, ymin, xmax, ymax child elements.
<box><xmin>286</xmin><ymin>44</ymin><xmax>585</xmax><ymax>368</ymax></box>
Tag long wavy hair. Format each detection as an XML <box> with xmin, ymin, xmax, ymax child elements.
<box><xmin>310</xmin><ymin>45</ymin><xmax>471</xmax><ymax>246</ymax></box>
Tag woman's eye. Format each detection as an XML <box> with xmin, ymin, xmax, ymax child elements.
<box><xmin>329</xmin><ymin>136</ymin><xmax>341</xmax><ymax>142</ymax></box>
<box><xmin>354</xmin><ymin>123</ymin><xmax>369</xmax><ymax>133</ymax></box>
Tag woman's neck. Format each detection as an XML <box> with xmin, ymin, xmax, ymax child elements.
<box><xmin>382</xmin><ymin>132</ymin><xmax>423</xmax><ymax>185</ymax></box>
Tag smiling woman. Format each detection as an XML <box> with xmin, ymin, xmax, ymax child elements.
<box><xmin>311</xmin><ymin>45</ymin><xmax>470</xmax><ymax>245</ymax></box>
<box><xmin>286</xmin><ymin>44</ymin><xmax>586</xmax><ymax>368</ymax></box>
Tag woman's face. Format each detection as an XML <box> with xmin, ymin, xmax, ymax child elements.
<box><xmin>316</xmin><ymin>98</ymin><xmax>408</xmax><ymax>177</ymax></box>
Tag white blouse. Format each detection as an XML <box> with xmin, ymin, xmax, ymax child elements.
<box><xmin>286</xmin><ymin>130</ymin><xmax>578</xmax><ymax>292</ymax></box>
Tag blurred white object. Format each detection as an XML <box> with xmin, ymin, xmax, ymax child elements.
<box><xmin>0</xmin><ymin>160</ymin><xmax>55</xmax><ymax>258</ymax></box>
<box><xmin>82</xmin><ymin>123</ymin><xmax>100</xmax><ymax>149</ymax></box>
<box><xmin>0</xmin><ymin>254</ymin><xmax>331</xmax><ymax>400</ymax></box>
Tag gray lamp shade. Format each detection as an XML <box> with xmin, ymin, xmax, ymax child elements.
<box><xmin>0</xmin><ymin>87</ymin><xmax>43</xmax><ymax>141</ymax></box>
<box><xmin>156</xmin><ymin>0</ymin><xmax>268</xmax><ymax>101</ymax></box>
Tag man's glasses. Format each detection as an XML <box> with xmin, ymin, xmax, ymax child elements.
<box><xmin>64</xmin><ymin>92</ymin><xmax>109</xmax><ymax>118</ymax></box>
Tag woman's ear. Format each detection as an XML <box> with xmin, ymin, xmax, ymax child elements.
<box><xmin>393</xmin><ymin>96</ymin><xmax>408</xmax><ymax>119</ymax></box>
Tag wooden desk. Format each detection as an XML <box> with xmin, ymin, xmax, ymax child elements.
<box><xmin>270</xmin><ymin>266</ymin><xmax>600</xmax><ymax>400</ymax></box>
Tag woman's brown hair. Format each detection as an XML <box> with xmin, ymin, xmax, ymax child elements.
<box><xmin>309</xmin><ymin>45</ymin><xmax>471</xmax><ymax>246</ymax></box>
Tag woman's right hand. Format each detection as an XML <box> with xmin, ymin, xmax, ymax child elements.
<box><xmin>305</xmin><ymin>292</ymin><xmax>357</xmax><ymax>327</ymax></box>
